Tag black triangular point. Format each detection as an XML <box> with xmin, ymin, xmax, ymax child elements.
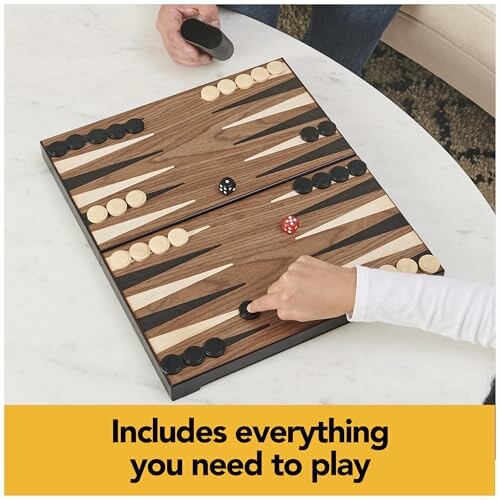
<box><xmin>214</xmin><ymin>78</ymin><xmax>302</xmax><ymax>113</ymax></box>
<box><xmin>313</xmin><ymin>213</ymin><xmax>408</xmax><ymax>257</ymax></box>
<box><xmin>138</xmin><ymin>283</ymin><xmax>245</xmax><ymax>332</ymax></box>
<box><xmin>256</xmin><ymin>138</ymin><xmax>350</xmax><ymax>178</ymax></box>
<box><xmin>295</xmin><ymin>177</ymin><xmax>381</xmax><ymax>217</ymax></box>
<box><xmin>63</xmin><ymin>150</ymin><xmax>163</xmax><ymax>191</ymax></box>
<box><xmin>115</xmin><ymin>244</ymin><xmax>221</xmax><ymax>291</ymax></box>
<box><xmin>234</xmin><ymin>108</ymin><xmax>325</xmax><ymax>145</ymax></box>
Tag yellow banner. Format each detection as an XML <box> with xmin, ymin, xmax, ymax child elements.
<box><xmin>4</xmin><ymin>405</ymin><xmax>494</xmax><ymax>495</ymax></box>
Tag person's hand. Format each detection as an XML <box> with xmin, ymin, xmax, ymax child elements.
<box><xmin>248</xmin><ymin>256</ymin><xmax>357</xmax><ymax>321</ymax></box>
<box><xmin>156</xmin><ymin>5</ymin><xmax>220</xmax><ymax>66</ymax></box>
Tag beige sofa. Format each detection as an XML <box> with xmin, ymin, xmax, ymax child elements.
<box><xmin>382</xmin><ymin>4</ymin><xmax>495</xmax><ymax>116</ymax></box>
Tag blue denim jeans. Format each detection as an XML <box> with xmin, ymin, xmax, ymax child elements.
<box><xmin>224</xmin><ymin>5</ymin><xmax>399</xmax><ymax>74</ymax></box>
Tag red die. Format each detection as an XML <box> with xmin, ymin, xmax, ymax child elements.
<box><xmin>281</xmin><ymin>215</ymin><xmax>299</xmax><ymax>235</ymax></box>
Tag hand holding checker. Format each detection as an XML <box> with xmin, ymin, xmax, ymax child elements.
<box><xmin>248</xmin><ymin>256</ymin><xmax>357</xmax><ymax>321</ymax></box>
<box><xmin>156</xmin><ymin>5</ymin><xmax>221</xmax><ymax>66</ymax></box>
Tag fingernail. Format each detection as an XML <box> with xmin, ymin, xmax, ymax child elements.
<box><xmin>247</xmin><ymin>303</ymin><xmax>254</xmax><ymax>313</ymax></box>
<box><xmin>210</xmin><ymin>20</ymin><xmax>220</xmax><ymax>27</ymax></box>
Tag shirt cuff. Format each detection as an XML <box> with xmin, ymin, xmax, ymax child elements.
<box><xmin>346</xmin><ymin>266</ymin><xmax>373</xmax><ymax>322</ymax></box>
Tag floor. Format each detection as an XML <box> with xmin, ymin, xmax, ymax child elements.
<box><xmin>277</xmin><ymin>5</ymin><xmax>495</xmax><ymax>208</ymax></box>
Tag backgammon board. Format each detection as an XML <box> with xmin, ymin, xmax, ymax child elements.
<box><xmin>40</xmin><ymin>58</ymin><xmax>443</xmax><ymax>400</ymax></box>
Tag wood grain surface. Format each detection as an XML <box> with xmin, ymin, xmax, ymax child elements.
<box><xmin>41</xmin><ymin>59</ymin><xmax>355</xmax><ymax>251</ymax></box>
<box><xmin>102</xmin><ymin>157</ymin><xmax>438</xmax><ymax>390</ymax></box>
<box><xmin>41</xmin><ymin>58</ymin><xmax>442</xmax><ymax>399</ymax></box>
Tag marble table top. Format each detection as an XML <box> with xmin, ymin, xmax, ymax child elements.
<box><xmin>5</xmin><ymin>5</ymin><xmax>495</xmax><ymax>404</ymax></box>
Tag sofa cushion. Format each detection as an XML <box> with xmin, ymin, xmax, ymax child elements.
<box><xmin>382</xmin><ymin>5</ymin><xmax>495</xmax><ymax>115</ymax></box>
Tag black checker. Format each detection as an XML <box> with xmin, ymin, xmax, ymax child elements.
<box><xmin>348</xmin><ymin>159</ymin><xmax>367</xmax><ymax>176</ymax></box>
<box><xmin>204</xmin><ymin>338</ymin><xmax>225</xmax><ymax>358</ymax></box>
<box><xmin>300</xmin><ymin>126</ymin><xmax>319</xmax><ymax>142</ymax></box>
<box><xmin>330</xmin><ymin>165</ymin><xmax>349</xmax><ymax>183</ymax></box>
<box><xmin>65</xmin><ymin>134</ymin><xmax>86</xmax><ymax>150</ymax></box>
<box><xmin>160</xmin><ymin>354</ymin><xmax>183</xmax><ymax>375</ymax></box>
<box><xmin>239</xmin><ymin>300</ymin><xmax>260</xmax><ymax>320</ymax></box>
<box><xmin>46</xmin><ymin>141</ymin><xmax>68</xmax><ymax>157</ymax></box>
<box><xmin>124</xmin><ymin>118</ymin><xmax>145</xmax><ymax>134</ymax></box>
<box><xmin>87</xmin><ymin>129</ymin><xmax>107</xmax><ymax>144</ymax></box>
<box><xmin>293</xmin><ymin>176</ymin><xmax>313</xmax><ymax>195</ymax></box>
<box><xmin>312</xmin><ymin>171</ymin><xmax>331</xmax><ymax>189</ymax></box>
<box><xmin>183</xmin><ymin>346</ymin><xmax>205</xmax><ymax>366</ymax></box>
<box><xmin>107</xmin><ymin>123</ymin><xmax>127</xmax><ymax>140</ymax></box>
<box><xmin>318</xmin><ymin>120</ymin><xmax>337</xmax><ymax>137</ymax></box>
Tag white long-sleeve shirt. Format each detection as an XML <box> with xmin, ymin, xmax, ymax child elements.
<box><xmin>347</xmin><ymin>266</ymin><xmax>495</xmax><ymax>349</ymax></box>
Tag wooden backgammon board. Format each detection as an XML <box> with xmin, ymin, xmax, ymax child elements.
<box><xmin>40</xmin><ymin>58</ymin><xmax>443</xmax><ymax>400</ymax></box>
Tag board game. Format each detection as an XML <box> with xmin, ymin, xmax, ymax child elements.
<box><xmin>40</xmin><ymin>58</ymin><xmax>443</xmax><ymax>400</ymax></box>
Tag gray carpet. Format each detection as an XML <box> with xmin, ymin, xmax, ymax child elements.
<box><xmin>277</xmin><ymin>5</ymin><xmax>495</xmax><ymax>208</ymax></box>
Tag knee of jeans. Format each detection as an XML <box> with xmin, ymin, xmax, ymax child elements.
<box><xmin>223</xmin><ymin>5</ymin><xmax>280</xmax><ymax>27</ymax></box>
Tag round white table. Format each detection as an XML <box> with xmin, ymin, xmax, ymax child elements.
<box><xmin>5</xmin><ymin>5</ymin><xmax>495</xmax><ymax>404</ymax></box>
